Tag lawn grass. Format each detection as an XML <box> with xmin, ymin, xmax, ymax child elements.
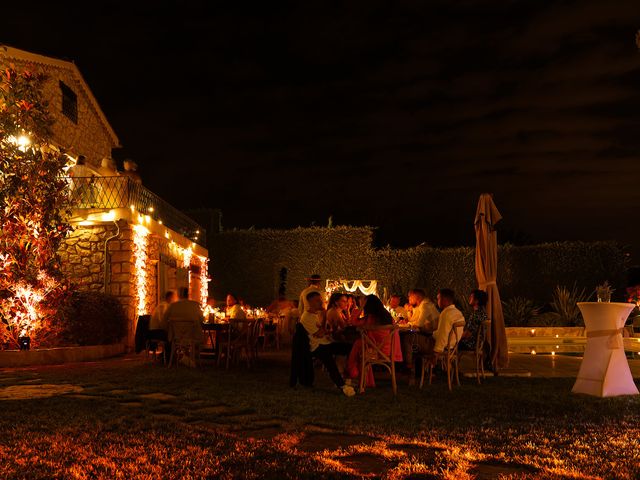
<box><xmin>0</xmin><ymin>353</ymin><xmax>639</xmax><ymax>479</ymax></box>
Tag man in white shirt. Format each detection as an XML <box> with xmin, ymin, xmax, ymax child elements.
<box><xmin>433</xmin><ymin>289</ymin><xmax>465</xmax><ymax>354</ymax></box>
<box><xmin>388</xmin><ymin>295</ymin><xmax>409</xmax><ymax>321</ymax></box>
<box><xmin>300</xmin><ymin>291</ymin><xmax>355</xmax><ymax>397</ymax></box>
<box><xmin>163</xmin><ymin>287</ymin><xmax>205</xmax><ymax>346</ymax></box>
<box><xmin>150</xmin><ymin>290</ymin><xmax>177</xmax><ymax>331</ymax></box>
<box><xmin>298</xmin><ymin>274</ymin><xmax>323</xmax><ymax>315</ymax></box>
<box><xmin>405</xmin><ymin>289</ymin><xmax>439</xmax><ymax>332</ymax></box>
<box><xmin>402</xmin><ymin>288</ymin><xmax>465</xmax><ymax>384</ymax></box>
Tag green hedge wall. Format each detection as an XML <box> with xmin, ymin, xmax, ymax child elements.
<box><xmin>209</xmin><ymin>227</ymin><xmax>627</xmax><ymax>307</ymax></box>
<box><xmin>210</xmin><ymin>227</ymin><xmax>374</xmax><ymax>305</ymax></box>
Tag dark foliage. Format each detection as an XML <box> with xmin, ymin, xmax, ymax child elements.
<box><xmin>56</xmin><ymin>291</ymin><xmax>127</xmax><ymax>346</ymax></box>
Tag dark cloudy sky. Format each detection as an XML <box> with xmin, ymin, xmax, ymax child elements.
<box><xmin>4</xmin><ymin>1</ymin><xmax>640</xmax><ymax>251</ymax></box>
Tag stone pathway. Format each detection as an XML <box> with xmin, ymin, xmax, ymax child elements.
<box><xmin>0</xmin><ymin>383</ymin><xmax>83</xmax><ymax>400</ymax></box>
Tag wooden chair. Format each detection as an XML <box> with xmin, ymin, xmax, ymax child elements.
<box><xmin>458</xmin><ymin>319</ymin><xmax>489</xmax><ymax>384</ymax></box>
<box><xmin>222</xmin><ymin>319</ymin><xmax>257</xmax><ymax>369</ymax></box>
<box><xmin>135</xmin><ymin>315</ymin><xmax>168</xmax><ymax>364</ymax></box>
<box><xmin>421</xmin><ymin>320</ymin><xmax>465</xmax><ymax>391</ymax></box>
<box><xmin>167</xmin><ymin>319</ymin><xmax>201</xmax><ymax>368</ymax></box>
<box><xmin>262</xmin><ymin>316</ymin><xmax>280</xmax><ymax>351</ymax></box>
<box><xmin>358</xmin><ymin>325</ymin><xmax>399</xmax><ymax>395</ymax></box>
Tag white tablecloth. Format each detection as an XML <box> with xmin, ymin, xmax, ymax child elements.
<box><xmin>573</xmin><ymin>302</ymin><xmax>638</xmax><ymax>397</ymax></box>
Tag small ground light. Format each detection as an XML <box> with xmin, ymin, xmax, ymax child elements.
<box><xmin>530</xmin><ymin>349</ymin><xmax>537</xmax><ymax>355</ymax></box>
<box><xmin>148</xmin><ymin>207</ymin><xmax>154</xmax><ymax>213</ymax></box>
<box><xmin>551</xmin><ymin>351</ymin><xmax>556</xmax><ymax>356</ymax></box>
<box><xmin>18</xmin><ymin>336</ymin><xmax>30</xmax><ymax>351</ymax></box>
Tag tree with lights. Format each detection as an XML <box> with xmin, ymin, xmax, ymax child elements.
<box><xmin>0</xmin><ymin>62</ymin><xmax>72</xmax><ymax>348</ymax></box>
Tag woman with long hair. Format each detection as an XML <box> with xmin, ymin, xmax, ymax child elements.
<box><xmin>325</xmin><ymin>292</ymin><xmax>349</xmax><ymax>338</ymax></box>
<box><xmin>459</xmin><ymin>289</ymin><xmax>488</xmax><ymax>351</ymax></box>
<box><xmin>345</xmin><ymin>294</ymin><xmax>401</xmax><ymax>388</ymax></box>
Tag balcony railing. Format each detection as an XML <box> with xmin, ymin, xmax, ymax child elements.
<box><xmin>67</xmin><ymin>176</ymin><xmax>206</xmax><ymax>247</ymax></box>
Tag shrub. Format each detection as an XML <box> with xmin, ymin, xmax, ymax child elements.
<box><xmin>534</xmin><ymin>312</ymin><xmax>565</xmax><ymax>327</ymax></box>
<box><xmin>56</xmin><ymin>291</ymin><xmax>127</xmax><ymax>346</ymax></box>
<box><xmin>502</xmin><ymin>297</ymin><xmax>539</xmax><ymax>326</ymax></box>
<box><xmin>550</xmin><ymin>285</ymin><xmax>587</xmax><ymax>327</ymax></box>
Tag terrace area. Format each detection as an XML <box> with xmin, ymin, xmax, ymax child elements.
<box><xmin>67</xmin><ymin>176</ymin><xmax>206</xmax><ymax>247</ymax></box>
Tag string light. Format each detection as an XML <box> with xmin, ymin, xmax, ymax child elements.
<box><xmin>132</xmin><ymin>224</ymin><xmax>150</xmax><ymax>315</ymax></box>
<box><xmin>198</xmin><ymin>256</ymin><xmax>209</xmax><ymax>309</ymax></box>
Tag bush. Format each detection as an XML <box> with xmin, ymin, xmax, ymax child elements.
<box><xmin>56</xmin><ymin>291</ymin><xmax>127</xmax><ymax>346</ymax></box>
<box><xmin>533</xmin><ymin>312</ymin><xmax>566</xmax><ymax>327</ymax></box>
<box><xmin>550</xmin><ymin>285</ymin><xmax>587</xmax><ymax>327</ymax></box>
<box><xmin>502</xmin><ymin>297</ymin><xmax>539</xmax><ymax>326</ymax></box>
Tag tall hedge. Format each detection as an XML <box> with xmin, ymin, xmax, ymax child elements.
<box><xmin>210</xmin><ymin>227</ymin><xmax>374</xmax><ymax>305</ymax></box>
<box><xmin>209</xmin><ymin>226</ymin><xmax>627</xmax><ymax>307</ymax></box>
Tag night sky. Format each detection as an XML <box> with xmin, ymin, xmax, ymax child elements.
<box><xmin>4</xmin><ymin>1</ymin><xmax>640</xmax><ymax>252</ymax></box>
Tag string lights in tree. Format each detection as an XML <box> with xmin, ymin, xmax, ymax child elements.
<box><xmin>0</xmin><ymin>63</ymin><xmax>72</xmax><ymax>348</ymax></box>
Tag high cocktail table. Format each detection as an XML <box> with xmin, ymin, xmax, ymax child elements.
<box><xmin>573</xmin><ymin>302</ymin><xmax>638</xmax><ymax>397</ymax></box>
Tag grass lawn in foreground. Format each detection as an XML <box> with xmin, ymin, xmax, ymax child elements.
<box><xmin>0</xmin><ymin>352</ymin><xmax>639</xmax><ymax>479</ymax></box>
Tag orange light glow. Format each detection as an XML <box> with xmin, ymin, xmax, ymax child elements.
<box><xmin>132</xmin><ymin>224</ymin><xmax>150</xmax><ymax>315</ymax></box>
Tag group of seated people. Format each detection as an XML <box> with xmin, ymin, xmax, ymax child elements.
<box><xmin>147</xmin><ymin>289</ymin><xmax>253</xmax><ymax>363</ymax></box>
<box><xmin>295</xmin><ymin>275</ymin><xmax>489</xmax><ymax>396</ymax></box>
<box><xmin>144</xmin><ymin>276</ymin><xmax>489</xmax><ymax>381</ymax></box>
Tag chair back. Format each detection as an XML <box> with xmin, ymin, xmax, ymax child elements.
<box><xmin>229</xmin><ymin>319</ymin><xmax>255</xmax><ymax>346</ymax></box>
<box><xmin>169</xmin><ymin>319</ymin><xmax>198</xmax><ymax>343</ymax></box>
<box><xmin>134</xmin><ymin>315</ymin><xmax>151</xmax><ymax>353</ymax></box>
<box><xmin>251</xmin><ymin>318</ymin><xmax>263</xmax><ymax>348</ymax></box>
<box><xmin>360</xmin><ymin>325</ymin><xmax>398</xmax><ymax>363</ymax></box>
<box><xmin>445</xmin><ymin>320</ymin><xmax>465</xmax><ymax>358</ymax></box>
<box><xmin>478</xmin><ymin>320</ymin><xmax>490</xmax><ymax>352</ymax></box>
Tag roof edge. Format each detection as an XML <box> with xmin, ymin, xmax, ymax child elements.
<box><xmin>0</xmin><ymin>45</ymin><xmax>121</xmax><ymax>148</ymax></box>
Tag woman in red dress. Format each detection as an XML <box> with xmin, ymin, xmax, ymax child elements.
<box><xmin>346</xmin><ymin>295</ymin><xmax>398</xmax><ymax>386</ymax></box>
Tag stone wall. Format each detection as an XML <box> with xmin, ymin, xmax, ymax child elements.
<box><xmin>59</xmin><ymin>224</ymin><xmax>117</xmax><ymax>292</ymax></box>
<box><xmin>60</xmin><ymin>220</ymin><xmax>205</xmax><ymax>347</ymax></box>
<box><xmin>106</xmin><ymin>222</ymin><xmax>136</xmax><ymax>346</ymax></box>
<box><xmin>10</xmin><ymin>58</ymin><xmax>116</xmax><ymax>168</ymax></box>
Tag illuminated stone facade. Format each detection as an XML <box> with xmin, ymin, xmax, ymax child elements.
<box><xmin>60</xmin><ymin>221</ymin><xmax>207</xmax><ymax>347</ymax></box>
<box><xmin>2</xmin><ymin>46</ymin><xmax>209</xmax><ymax>348</ymax></box>
<box><xmin>0</xmin><ymin>45</ymin><xmax>120</xmax><ymax>168</ymax></box>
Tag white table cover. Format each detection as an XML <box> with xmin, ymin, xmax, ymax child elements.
<box><xmin>573</xmin><ymin>302</ymin><xmax>638</xmax><ymax>397</ymax></box>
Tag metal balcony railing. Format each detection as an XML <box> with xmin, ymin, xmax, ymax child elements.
<box><xmin>67</xmin><ymin>175</ymin><xmax>207</xmax><ymax>247</ymax></box>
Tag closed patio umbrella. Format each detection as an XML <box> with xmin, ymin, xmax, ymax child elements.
<box><xmin>474</xmin><ymin>193</ymin><xmax>508</xmax><ymax>370</ymax></box>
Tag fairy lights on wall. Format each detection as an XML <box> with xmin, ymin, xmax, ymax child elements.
<box><xmin>132</xmin><ymin>224</ymin><xmax>150</xmax><ymax>316</ymax></box>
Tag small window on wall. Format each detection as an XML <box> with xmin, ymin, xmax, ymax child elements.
<box><xmin>59</xmin><ymin>80</ymin><xmax>78</xmax><ymax>123</ymax></box>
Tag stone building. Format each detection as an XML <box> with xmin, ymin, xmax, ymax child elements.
<box><xmin>1</xmin><ymin>45</ymin><xmax>209</xmax><ymax>348</ymax></box>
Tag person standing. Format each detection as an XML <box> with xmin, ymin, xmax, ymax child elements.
<box><xmin>298</xmin><ymin>274</ymin><xmax>323</xmax><ymax>315</ymax></box>
<box><xmin>300</xmin><ymin>291</ymin><xmax>355</xmax><ymax>397</ymax></box>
